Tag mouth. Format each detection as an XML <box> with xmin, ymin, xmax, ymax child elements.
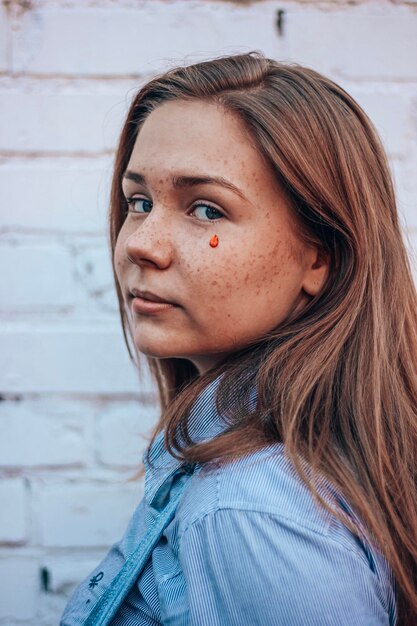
<box><xmin>129</xmin><ymin>288</ymin><xmax>179</xmax><ymax>315</ymax></box>
<box><xmin>130</xmin><ymin>288</ymin><xmax>177</xmax><ymax>305</ymax></box>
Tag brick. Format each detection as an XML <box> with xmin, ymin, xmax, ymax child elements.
<box><xmin>350</xmin><ymin>90</ymin><xmax>414</xmax><ymax>160</ymax></box>
<box><xmin>12</xmin><ymin>3</ymin><xmax>281</xmax><ymax>77</ymax></box>
<box><xmin>0</xmin><ymin>556</ymin><xmax>38</xmax><ymax>620</ymax></box>
<box><xmin>73</xmin><ymin>244</ymin><xmax>119</xmax><ymax>314</ymax></box>
<box><xmin>0</xmin><ymin>4</ymin><xmax>10</xmax><ymax>73</ymax></box>
<box><xmin>0</xmin><ymin>158</ymin><xmax>111</xmax><ymax>233</ymax></box>
<box><xmin>0</xmin><ymin>400</ymin><xmax>86</xmax><ymax>467</ymax></box>
<box><xmin>0</xmin><ymin>325</ymin><xmax>153</xmax><ymax>393</ymax></box>
<box><xmin>97</xmin><ymin>401</ymin><xmax>159</xmax><ymax>467</ymax></box>
<box><xmin>0</xmin><ymin>89</ymin><xmax>129</xmax><ymax>153</ymax></box>
<box><xmin>35</xmin><ymin>481</ymin><xmax>142</xmax><ymax>547</ymax></box>
<box><xmin>0</xmin><ymin>479</ymin><xmax>27</xmax><ymax>543</ymax></box>
<box><xmin>288</xmin><ymin>7</ymin><xmax>417</xmax><ymax>81</ymax></box>
<box><xmin>0</xmin><ymin>241</ymin><xmax>74</xmax><ymax>311</ymax></box>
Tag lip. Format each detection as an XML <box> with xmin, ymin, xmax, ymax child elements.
<box><xmin>131</xmin><ymin>296</ymin><xmax>177</xmax><ymax>315</ymax></box>
<box><xmin>130</xmin><ymin>288</ymin><xmax>176</xmax><ymax>305</ymax></box>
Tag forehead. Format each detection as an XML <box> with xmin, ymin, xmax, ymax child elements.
<box><xmin>127</xmin><ymin>100</ymin><xmax>278</xmax><ymax>191</ymax></box>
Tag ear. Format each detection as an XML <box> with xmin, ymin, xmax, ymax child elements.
<box><xmin>301</xmin><ymin>246</ymin><xmax>330</xmax><ymax>297</ymax></box>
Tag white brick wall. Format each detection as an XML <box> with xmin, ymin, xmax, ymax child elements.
<box><xmin>33</xmin><ymin>480</ymin><xmax>142</xmax><ymax>548</ymax></box>
<box><xmin>0</xmin><ymin>241</ymin><xmax>75</xmax><ymax>309</ymax></box>
<box><xmin>0</xmin><ymin>478</ymin><xmax>27</xmax><ymax>543</ymax></box>
<box><xmin>1</xmin><ymin>1</ymin><xmax>416</xmax><ymax>624</ymax></box>
<box><xmin>0</xmin><ymin>556</ymin><xmax>39</xmax><ymax>622</ymax></box>
<box><xmin>97</xmin><ymin>401</ymin><xmax>160</xmax><ymax>467</ymax></box>
<box><xmin>0</xmin><ymin>157</ymin><xmax>112</xmax><ymax>232</ymax></box>
<box><xmin>0</xmin><ymin>400</ymin><xmax>87</xmax><ymax>467</ymax></box>
<box><xmin>0</xmin><ymin>87</ymin><xmax>129</xmax><ymax>153</ymax></box>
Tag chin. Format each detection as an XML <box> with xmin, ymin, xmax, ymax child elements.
<box><xmin>132</xmin><ymin>334</ymin><xmax>184</xmax><ymax>360</ymax></box>
<box><xmin>131</xmin><ymin>326</ymin><xmax>214</xmax><ymax>363</ymax></box>
<box><xmin>135</xmin><ymin>343</ymin><xmax>177</xmax><ymax>359</ymax></box>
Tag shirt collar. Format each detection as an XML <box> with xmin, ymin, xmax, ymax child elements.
<box><xmin>143</xmin><ymin>371</ymin><xmax>257</xmax><ymax>509</ymax></box>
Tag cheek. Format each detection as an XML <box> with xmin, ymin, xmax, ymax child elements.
<box><xmin>223</xmin><ymin>235</ymin><xmax>286</xmax><ymax>291</ymax></box>
<box><xmin>199</xmin><ymin>234</ymin><xmax>300</xmax><ymax>310</ymax></box>
<box><xmin>183</xmin><ymin>235</ymin><xmax>273</xmax><ymax>305</ymax></box>
<box><xmin>186</xmin><ymin>242</ymin><xmax>240</xmax><ymax>290</ymax></box>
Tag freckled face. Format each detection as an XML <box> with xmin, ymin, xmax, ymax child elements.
<box><xmin>114</xmin><ymin>100</ymin><xmax>311</xmax><ymax>374</ymax></box>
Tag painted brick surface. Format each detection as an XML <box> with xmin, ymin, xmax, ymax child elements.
<box><xmin>12</xmin><ymin>3</ymin><xmax>281</xmax><ymax>77</ymax></box>
<box><xmin>34</xmin><ymin>480</ymin><xmax>142</xmax><ymax>547</ymax></box>
<box><xmin>0</xmin><ymin>4</ymin><xmax>9</xmax><ymax>73</ymax></box>
<box><xmin>0</xmin><ymin>557</ymin><xmax>38</xmax><ymax>621</ymax></box>
<box><xmin>97</xmin><ymin>400</ymin><xmax>160</xmax><ymax>467</ymax></box>
<box><xmin>0</xmin><ymin>241</ymin><xmax>75</xmax><ymax>310</ymax></box>
<box><xmin>0</xmin><ymin>158</ymin><xmax>112</xmax><ymax>233</ymax></box>
<box><xmin>0</xmin><ymin>89</ymin><xmax>129</xmax><ymax>153</ymax></box>
<box><xmin>287</xmin><ymin>7</ymin><xmax>417</xmax><ymax>80</ymax></box>
<box><xmin>0</xmin><ymin>1</ymin><xmax>416</xmax><ymax>624</ymax></box>
<box><xmin>0</xmin><ymin>399</ymin><xmax>87</xmax><ymax>467</ymax></box>
<box><xmin>0</xmin><ymin>478</ymin><xmax>27</xmax><ymax>543</ymax></box>
<box><xmin>73</xmin><ymin>243</ymin><xmax>118</xmax><ymax>313</ymax></box>
<box><xmin>350</xmin><ymin>88</ymin><xmax>415</xmax><ymax>160</ymax></box>
<box><xmin>0</xmin><ymin>325</ymin><xmax>153</xmax><ymax>393</ymax></box>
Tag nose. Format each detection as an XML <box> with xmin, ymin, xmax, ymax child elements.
<box><xmin>125</xmin><ymin>206</ymin><xmax>174</xmax><ymax>269</ymax></box>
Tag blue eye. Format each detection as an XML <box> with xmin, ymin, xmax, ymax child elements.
<box><xmin>125</xmin><ymin>197</ymin><xmax>152</xmax><ymax>214</ymax></box>
<box><xmin>191</xmin><ymin>203</ymin><xmax>224</xmax><ymax>221</ymax></box>
<box><xmin>124</xmin><ymin>197</ymin><xmax>224</xmax><ymax>222</ymax></box>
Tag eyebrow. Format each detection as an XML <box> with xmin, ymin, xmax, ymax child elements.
<box><xmin>122</xmin><ymin>170</ymin><xmax>248</xmax><ymax>201</ymax></box>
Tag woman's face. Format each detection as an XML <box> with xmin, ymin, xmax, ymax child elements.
<box><xmin>115</xmin><ymin>100</ymin><xmax>327</xmax><ymax>374</ymax></box>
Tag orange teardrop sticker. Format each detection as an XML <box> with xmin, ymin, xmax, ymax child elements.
<box><xmin>209</xmin><ymin>234</ymin><xmax>219</xmax><ymax>248</ymax></box>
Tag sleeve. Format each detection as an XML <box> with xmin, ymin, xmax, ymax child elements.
<box><xmin>179</xmin><ymin>508</ymin><xmax>390</xmax><ymax>626</ymax></box>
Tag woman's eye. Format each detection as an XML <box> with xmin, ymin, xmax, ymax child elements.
<box><xmin>191</xmin><ymin>203</ymin><xmax>224</xmax><ymax>221</ymax></box>
<box><xmin>125</xmin><ymin>197</ymin><xmax>152</xmax><ymax>213</ymax></box>
<box><xmin>124</xmin><ymin>197</ymin><xmax>224</xmax><ymax>222</ymax></box>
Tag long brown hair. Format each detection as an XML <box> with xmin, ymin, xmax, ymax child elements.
<box><xmin>109</xmin><ymin>52</ymin><xmax>417</xmax><ymax>622</ymax></box>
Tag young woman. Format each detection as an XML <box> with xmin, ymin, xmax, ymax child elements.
<box><xmin>61</xmin><ymin>51</ymin><xmax>417</xmax><ymax>625</ymax></box>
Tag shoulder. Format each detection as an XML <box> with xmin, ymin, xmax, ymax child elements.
<box><xmin>178</xmin><ymin>444</ymin><xmax>336</xmax><ymax>536</ymax></box>
<box><xmin>175</xmin><ymin>446</ymin><xmax>396</xmax><ymax>624</ymax></box>
<box><xmin>176</xmin><ymin>444</ymin><xmax>392</xmax><ymax>573</ymax></box>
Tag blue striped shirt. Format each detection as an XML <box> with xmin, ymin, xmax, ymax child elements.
<box><xmin>61</xmin><ymin>375</ymin><xmax>397</xmax><ymax>625</ymax></box>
